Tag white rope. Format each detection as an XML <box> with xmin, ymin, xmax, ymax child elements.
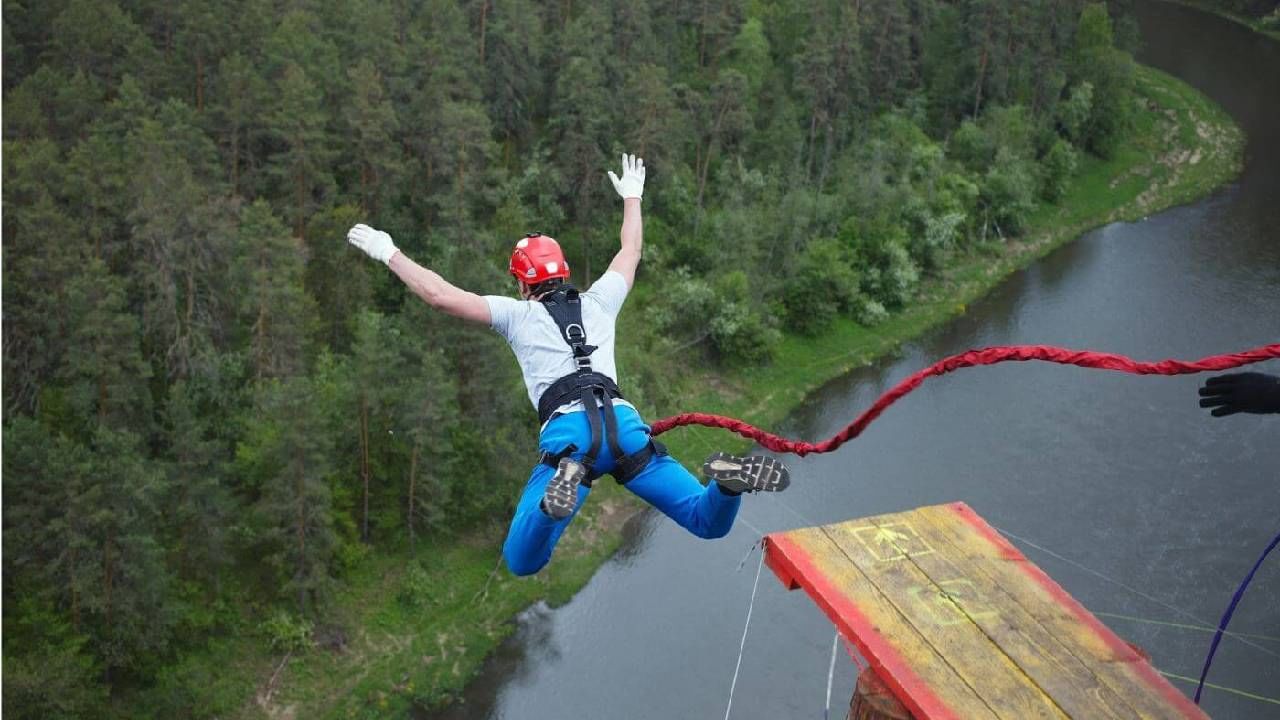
<box><xmin>824</xmin><ymin>630</ymin><xmax>840</xmax><ymax>720</ymax></box>
<box><xmin>724</xmin><ymin>549</ymin><xmax>766</xmax><ymax>720</ymax></box>
<box><xmin>993</xmin><ymin>525</ymin><xmax>1280</xmax><ymax>661</ymax></box>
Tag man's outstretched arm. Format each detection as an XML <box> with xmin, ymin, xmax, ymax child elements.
<box><xmin>606</xmin><ymin>153</ymin><xmax>645</xmax><ymax>289</ymax></box>
<box><xmin>347</xmin><ymin>224</ymin><xmax>491</xmax><ymax>324</ymax></box>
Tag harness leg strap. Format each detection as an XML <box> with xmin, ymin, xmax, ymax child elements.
<box><xmin>580</xmin><ymin>387</ymin><xmax>605</xmax><ymax>481</ymax></box>
<box><xmin>598</xmin><ymin>391</ymin><xmax>626</xmax><ymax>463</ymax></box>
<box><xmin>611</xmin><ymin>440</ymin><xmax>668</xmax><ymax>485</ymax></box>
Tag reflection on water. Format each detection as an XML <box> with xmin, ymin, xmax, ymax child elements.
<box><xmin>424</xmin><ymin>3</ymin><xmax>1280</xmax><ymax>718</ymax></box>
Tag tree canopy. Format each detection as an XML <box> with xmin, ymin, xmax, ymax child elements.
<box><xmin>2</xmin><ymin>0</ymin><xmax>1135</xmax><ymax>715</ymax></box>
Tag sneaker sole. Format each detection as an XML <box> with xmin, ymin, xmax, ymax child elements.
<box><xmin>543</xmin><ymin>458</ymin><xmax>584</xmax><ymax>520</ymax></box>
<box><xmin>702</xmin><ymin>452</ymin><xmax>790</xmax><ymax>493</ymax></box>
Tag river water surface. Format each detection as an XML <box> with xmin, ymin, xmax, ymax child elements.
<box><xmin>426</xmin><ymin>3</ymin><xmax>1279</xmax><ymax>718</ymax></box>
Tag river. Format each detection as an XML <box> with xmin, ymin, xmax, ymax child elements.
<box><xmin>425</xmin><ymin>3</ymin><xmax>1279</xmax><ymax>718</ymax></box>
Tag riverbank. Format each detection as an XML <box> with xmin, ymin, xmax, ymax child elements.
<box><xmin>1164</xmin><ymin>0</ymin><xmax>1280</xmax><ymax>41</ymax></box>
<box><xmin>140</xmin><ymin>64</ymin><xmax>1242</xmax><ymax>720</ymax></box>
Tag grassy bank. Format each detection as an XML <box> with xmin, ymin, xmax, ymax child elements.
<box><xmin>1165</xmin><ymin>0</ymin><xmax>1280</xmax><ymax>42</ymax></box>
<box><xmin>138</xmin><ymin>65</ymin><xmax>1242</xmax><ymax>720</ymax></box>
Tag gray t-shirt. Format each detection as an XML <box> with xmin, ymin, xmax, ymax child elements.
<box><xmin>485</xmin><ymin>271</ymin><xmax>634</xmax><ymax>420</ymax></box>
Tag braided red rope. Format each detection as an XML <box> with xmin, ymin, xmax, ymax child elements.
<box><xmin>649</xmin><ymin>344</ymin><xmax>1280</xmax><ymax>456</ymax></box>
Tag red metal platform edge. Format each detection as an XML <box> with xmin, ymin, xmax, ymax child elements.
<box><xmin>762</xmin><ymin>501</ymin><xmax>1208</xmax><ymax>720</ymax></box>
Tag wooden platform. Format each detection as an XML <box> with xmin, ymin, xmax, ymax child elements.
<box><xmin>764</xmin><ymin>502</ymin><xmax>1208</xmax><ymax>720</ymax></box>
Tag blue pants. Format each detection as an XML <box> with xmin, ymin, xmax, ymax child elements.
<box><xmin>503</xmin><ymin>404</ymin><xmax>741</xmax><ymax>576</ymax></box>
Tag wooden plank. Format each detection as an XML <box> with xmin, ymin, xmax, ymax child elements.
<box><xmin>768</xmin><ymin>529</ymin><xmax>999</xmax><ymax>720</ymax></box>
<box><xmin>901</xmin><ymin>507</ymin><xmax>1150</xmax><ymax>720</ymax></box>
<box><xmin>816</xmin><ymin>521</ymin><xmax>1071</xmax><ymax>719</ymax></box>
<box><xmin>930</xmin><ymin>503</ymin><xmax>1208</xmax><ymax>719</ymax></box>
<box><xmin>766</xmin><ymin>503</ymin><xmax>1209</xmax><ymax>720</ymax></box>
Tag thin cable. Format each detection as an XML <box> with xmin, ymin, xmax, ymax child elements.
<box><xmin>1093</xmin><ymin>610</ymin><xmax>1280</xmax><ymax>644</ymax></box>
<box><xmin>1159</xmin><ymin>670</ymin><xmax>1280</xmax><ymax>707</ymax></box>
<box><xmin>1195</xmin><ymin>530</ymin><xmax>1280</xmax><ymax>703</ymax></box>
<box><xmin>724</xmin><ymin>550</ymin><xmax>765</xmax><ymax>720</ymax></box>
<box><xmin>735</xmin><ymin>539</ymin><xmax>761</xmax><ymax>572</ymax></box>
<box><xmin>993</xmin><ymin>525</ymin><xmax>1280</xmax><ymax>661</ymax></box>
<box><xmin>736</xmin><ymin>513</ymin><xmax>767</xmax><ymax>539</ymax></box>
<box><xmin>824</xmin><ymin>630</ymin><xmax>840</xmax><ymax>720</ymax></box>
<box><xmin>776</xmin><ymin>494</ymin><xmax>819</xmax><ymax>529</ymax></box>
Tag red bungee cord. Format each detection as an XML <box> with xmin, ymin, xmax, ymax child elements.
<box><xmin>648</xmin><ymin>344</ymin><xmax>1280</xmax><ymax>456</ymax></box>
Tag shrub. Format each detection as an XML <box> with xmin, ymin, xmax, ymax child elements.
<box><xmin>707</xmin><ymin>270</ymin><xmax>781</xmax><ymax>364</ymax></box>
<box><xmin>855</xmin><ymin>297</ymin><xmax>889</xmax><ymax>326</ymax></box>
<box><xmin>981</xmin><ymin>147</ymin><xmax>1038</xmax><ymax>235</ymax></box>
<box><xmin>782</xmin><ymin>238</ymin><xmax>861</xmax><ymax>335</ymax></box>
<box><xmin>1057</xmin><ymin>82</ymin><xmax>1094</xmax><ymax>145</ymax></box>
<box><xmin>1041</xmin><ymin>138</ymin><xmax>1079</xmax><ymax>202</ymax></box>
<box><xmin>397</xmin><ymin>564</ymin><xmax>436</xmax><ymax>609</ymax></box>
<box><xmin>947</xmin><ymin>119</ymin><xmax>992</xmax><ymax>171</ymax></box>
<box><xmin>708</xmin><ymin>300</ymin><xmax>781</xmax><ymax>365</ymax></box>
<box><xmin>259</xmin><ymin>610</ymin><xmax>314</xmax><ymax>653</ymax></box>
<box><xmin>848</xmin><ymin>221</ymin><xmax>920</xmax><ymax>309</ymax></box>
<box><xmin>913</xmin><ymin>210</ymin><xmax>967</xmax><ymax>271</ymax></box>
<box><xmin>648</xmin><ymin>267</ymin><xmax>718</xmax><ymax>344</ymax></box>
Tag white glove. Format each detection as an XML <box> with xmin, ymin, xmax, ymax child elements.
<box><xmin>347</xmin><ymin>223</ymin><xmax>399</xmax><ymax>265</ymax></box>
<box><xmin>607</xmin><ymin>153</ymin><xmax>645</xmax><ymax>200</ymax></box>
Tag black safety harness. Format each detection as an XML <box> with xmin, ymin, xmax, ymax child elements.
<box><xmin>536</xmin><ymin>285</ymin><xmax>665</xmax><ymax>485</ymax></box>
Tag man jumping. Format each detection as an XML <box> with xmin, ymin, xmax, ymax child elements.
<box><xmin>347</xmin><ymin>152</ymin><xmax>788</xmax><ymax>576</ymax></box>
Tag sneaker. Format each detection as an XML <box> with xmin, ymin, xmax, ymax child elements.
<box><xmin>702</xmin><ymin>452</ymin><xmax>790</xmax><ymax>494</ymax></box>
<box><xmin>542</xmin><ymin>457</ymin><xmax>586</xmax><ymax>520</ymax></box>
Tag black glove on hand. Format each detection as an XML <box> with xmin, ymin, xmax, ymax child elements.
<box><xmin>1198</xmin><ymin>372</ymin><xmax>1280</xmax><ymax>416</ymax></box>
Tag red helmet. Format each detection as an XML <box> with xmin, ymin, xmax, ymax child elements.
<box><xmin>509</xmin><ymin>233</ymin><xmax>570</xmax><ymax>284</ymax></box>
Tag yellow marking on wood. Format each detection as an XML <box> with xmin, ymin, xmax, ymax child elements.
<box><xmin>914</xmin><ymin>504</ymin><xmax>1196</xmax><ymax>720</ymax></box>
<box><xmin>817</xmin><ymin>522</ymin><xmax>1071</xmax><ymax>719</ymax></box>
<box><xmin>907</xmin><ymin>506</ymin><xmax>1162</xmax><ymax>720</ymax></box>
<box><xmin>773</xmin><ymin>504</ymin><xmax>1206</xmax><ymax>720</ymax></box>
<box><xmin>783</xmin><ymin>525</ymin><xmax>1003</xmax><ymax>720</ymax></box>
<box><xmin>907</xmin><ymin>580</ymin><xmax>1000</xmax><ymax>627</ymax></box>
<box><xmin>850</xmin><ymin>522</ymin><xmax>936</xmax><ymax>562</ymax></box>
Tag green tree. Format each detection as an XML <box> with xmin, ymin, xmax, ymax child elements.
<box><xmin>161</xmin><ymin>381</ymin><xmax>235</xmax><ymax>590</ymax></box>
<box><xmin>48</xmin><ymin>0</ymin><xmax>156</xmax><ymax>103</ymax></box>
<box><xmin>241</xmin><ymin>376</ymin><xmax>339</xmax><ymax>613</ymax></box>
<box><xmin>212</xmin><ymin>52</ymin><xmax>269</xmax><ymax>196</ymax></box>
<box><xmin>77</xmin><ymin>428</ymin><xmax>174</xmax><ymax>680</ymax></box>
<box><xmin>783</xmin><ymin>237</ymin><xmax>861</xmax><ymax>334</ymax></box>
<box><xmin>1</xmin><ymin>599</ymin><xmax>106</xmax><ymax>720</ymax></box>
<box><xmin>232</xmin><ymin>201</ymin><xmax>317</xmax><ymax>380</ymax></box>
<box><xmin>55</xmin><ymin>258</ymin><xmax>152</xmax><ymax>438</ymax></box>
<box><xmin>482</xmin><ymin>0</ymin><xmax>545</xmax><ymax>149</ymax></box>
<box><xmin>2</xmin><ymin>145</ymin><xmax>83</xmax><ymax>415</ymax></box>
<box><xmin>861</xmin><ymin>0</ymin><xmax>914</xmax><ymax>108</ymax></box>
<box><xmin>304</xmin><ymin>205</ymin><xmax>377</xmax><ymax>353</ymax></box>
<box><xmin>622</xmin><ymin>63</ymin><xmax>687</xmax><ymax>167</ymax></box>
<box><xmin>5</xmin><ymin>420</ymin><xmax>174</xmax><ymax>681</ymax></box>
<box><xmin>685</xmin><ymin>69</ymin><xmax>751</xmax><ymax>207</ymax></box>
<box><xmin>128</xmin><ymin>107</ymin><xmax>235</xmax><ymax>378</ymax></box>
<box><xmin>343</xmin><ymin>59</ymin><xmax>401</xmax><ymax>215</ymax></box>
<box><xmin>348</xmin><ymin>311</ymin><xmax>400</xmax><ymax>543</ymax></box>
<box><xmin>1070</xmin><ymin>3</ymin><xmax>1135</xmax><ymax>158</ymax></box>
<box><xmin>795</xmin><ymin>1</ymin><xmax>866</xmax><ymax>185</ymax></box>
<box><xmin>267</xmin><ymin>63</ymin><xmax>334</xmax><ymax>241</ymax></box>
